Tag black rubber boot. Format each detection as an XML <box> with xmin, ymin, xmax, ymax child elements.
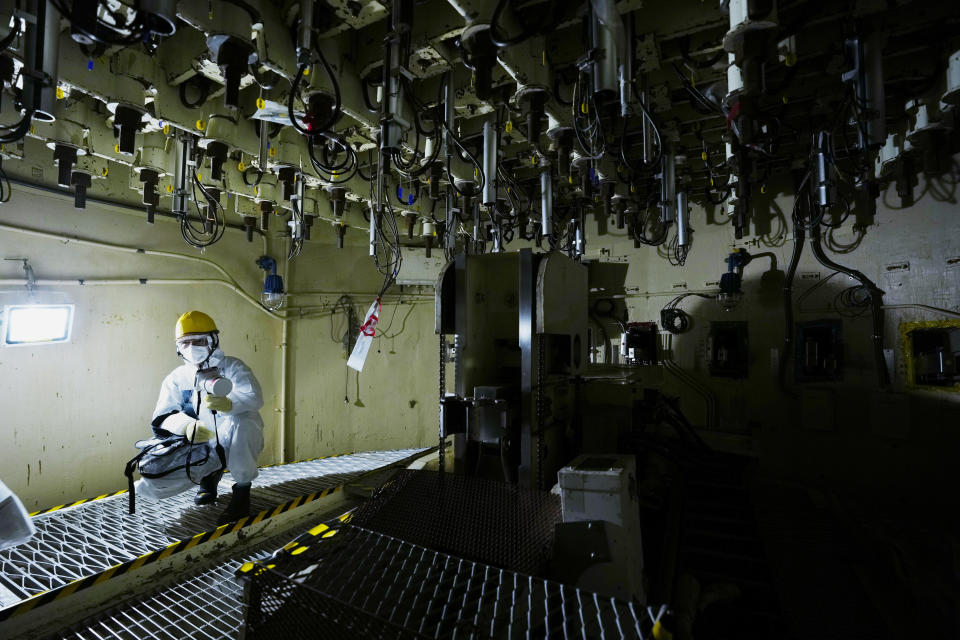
<box><xmin>194</xmin><ymin>470</ymin><xmax>223</xmax><ymax>506</ymax></box>
<box><xmin>216</xmin><ymin>483</ymin><xmax>251</xmax><ymax>525</ymax></box>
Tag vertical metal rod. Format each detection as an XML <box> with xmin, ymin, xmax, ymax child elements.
<box><xmin>676</xmin><ymin>189</ymin><xmax>689</xmax><ymax>247</ymax></box>
<box><xmin>540</xmin><ymin>168</ymin><xmax>553</xmax><ymax>237</ymax></box>
<box><xmin>482</xmin><ymin>120</ymin><xmax>496</xmax><ymax>206</ymax></box>
<box><xmin>660</xmin><ymin>150</ymin><xmax>675</xmax><ymax>223</ymax></box>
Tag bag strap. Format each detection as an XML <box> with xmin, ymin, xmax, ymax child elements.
<box><xmin>124</xmin><ymin>441</ymin><xmax>163</xmax><ymax>515</ymax></box>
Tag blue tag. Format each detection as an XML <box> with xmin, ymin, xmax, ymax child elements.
<box><xmin>87</xmin><ymin>60</ymin><xmax>94</xmax><ymax>71</ymax></box>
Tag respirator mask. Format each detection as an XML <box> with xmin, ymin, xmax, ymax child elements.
<box><xmin>177</xmin><ymin>336</ymin><xmax>214</xmax><ymax>366</ymax></box>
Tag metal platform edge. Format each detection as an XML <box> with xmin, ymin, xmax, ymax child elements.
<box><xmin>0</xmin><ymin>447</ymin><xmax>435</xmax><ymax>640</ymax></box>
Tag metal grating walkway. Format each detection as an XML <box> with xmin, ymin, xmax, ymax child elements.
<box><xmin>241</xmin><ymin>523</ymin><xmax>653</xmax><ymax>639</ymax></box>
<box><xmin>55</xmin><ymin>522</ymin><xmax>322</xmax><ymax>640</ymax></box>
<box><xmin>0</xmin><ymin>448</ymin><xmax>427</xmax><ymax>608</ymax></box>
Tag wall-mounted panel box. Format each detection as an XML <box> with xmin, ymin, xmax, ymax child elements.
<box><xmin>795</xmin><ymin>320</ymin><xmax>843</xmax><ymax>382</ymax></box>
<box><xmin>708</xmin><ymin>321</ymin><xmax>749</xmax><ymax>378</ymax></box>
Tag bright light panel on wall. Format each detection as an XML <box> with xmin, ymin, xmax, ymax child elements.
<box><xmin>3</xmin><ymin>305</ymin><xmax>74</xmax><ymax>345</ymax></box>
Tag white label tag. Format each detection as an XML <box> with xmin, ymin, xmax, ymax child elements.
<box><xmin>347</xmin><ymin>299</ymin><xmax>381</xmax><ymax>372</ymax></box>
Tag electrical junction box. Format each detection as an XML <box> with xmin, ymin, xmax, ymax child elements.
<box><xmin>709</xmin><ymin>321</ymin><xmax>749</xmax><ymax>378</ymax></box>
<box><xmin>795</xmin><ymin>319</ymin><xmax>843</xmax><ymax>382</ymax></box>
<box><xmin>557</xmin><ymin>455</ymin><xmax>643</xmax><ymax>605</ymax></box>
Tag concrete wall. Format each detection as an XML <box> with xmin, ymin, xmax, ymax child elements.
<box><xmin>0</xmin><ymin>186</ymin><xmax>438</xmax><ymax>511</ymax></box>
<box><xmin>584</xmin><ymin>174</ymin><xmax>960</xmax><ymax>508</ymax></box>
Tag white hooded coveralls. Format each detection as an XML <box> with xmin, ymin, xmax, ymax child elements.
<box><xmin>151</xmin><ymin>348</ymin><xmax>264</xmax><ymax>485</ymax></box>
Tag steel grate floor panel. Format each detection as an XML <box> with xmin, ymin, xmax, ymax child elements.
<box><xmin>0</xmin><ymin>448</ymin><xmax>426</xmax><ymax>608</ymax></box>
<box><xmin>55</xmin><ymin>522</ymin><xmax>322</xmax><ymax>640</ymax></box>
<box><xmin>241</xmin><ymin>524</ymin><xmax>652</xmax><ymax>639</ymax></box>
<box><xmin>349</xmin><ymin>469</ymin><xmax>563</xmax><ymax>576</ymax></box>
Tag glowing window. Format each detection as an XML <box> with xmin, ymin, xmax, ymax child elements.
<box><xmin>3</xmin><ymin>305</ymin><xmax>74</xmax><ymax>346</ymax></box>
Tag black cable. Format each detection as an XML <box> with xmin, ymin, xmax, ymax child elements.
<box><xmin>778</xmin><ymin>212</ymin><xmax>805</xmax><ymax>397</ymax></box>
<box><xmin>489</xmin><ymin>0</ymin><xmax>537</xmax><ymax>49</ymax></box>
<box><xmin>0</xmin><ymin>157</ymin><xmax>10</xmax><ymax>203</ymax></box>
<box><xmin>660</xmin><ymin>293</ymin><xmax>714</xmax><ymax>334</ymax></box>
<box><xmin>809</xmin><ymin>222</ymin><xmax>889</xmax><ymax>388</ymax></box>
<box><xmin>288</xmin><ymin>64</ymin><xmax>312</xmax><ymax>135</ymax></box>
<box><xmin>0</xmin><ymin>112</ymin><xmax>34</xmax><ymax>144</ymax></box>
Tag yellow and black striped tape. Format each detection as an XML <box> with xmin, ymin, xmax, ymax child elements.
<box><xmin>29</xmin><ymin>490</ymin><xmax>129</xmax><ymax>517</ymax></box>
<box><xmin>0</xmin><ymin>485</ymin><xmax>343</xmax><ymax>623</ymax></box>
<box><xmin>29</xmin><ymin>452</ymin><xmax>352</xmax><ymax>517</ymax></box>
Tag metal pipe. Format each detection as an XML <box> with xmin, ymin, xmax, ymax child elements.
<box><xmin>676</xmin><ymin>189</ymin><xmax>689</xmax><ymax>247</ymax></box>
<box><xmin>0</xmin><ymin>277</ymin><xmax>281</xmax><ymax>318</ymax></box>
<box><xmin>660</xmin><ymin>150</ymin><xmax>676</xmax><ymax>223</ymax></box>
<box><xmin>482</xmin><ymin>120</ymin><xmax>497</xmax><ymax>206</ymax></box>
<box><xmin>540</xmin><ymin>167</ymin><xmax>553</xmax><ymax>237</ymax></box>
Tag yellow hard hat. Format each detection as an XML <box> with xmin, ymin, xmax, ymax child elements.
<box><xmin>175</xmin><ymin>311</ymin><xmax>218</xmax><ymax>340</ymax></box>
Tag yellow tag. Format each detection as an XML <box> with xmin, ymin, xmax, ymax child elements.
<box><xmin>541</xmin><ymin>51</ymin><xmax>546</xmax><ymax>66</ymax></box>
<box><xmin>238</xmin><ymin>161</ymin><xmax>245</xmax><ymax>171</ymax></box>
<box><xmin>505</xmin><ymin>121</ymin><xmax>513</xmax><ymax>133</ymax></box>
<box><xmin>257</xmin><ymin>97</ymin><xmax>266</xmax><ymax>110</ymax></box>
<box><xmin>163</xmin><ymin>124</ymin><xmax>170</xmax><ymax>135</ymax></box>
<box><xmin>29</xmin><ymin>126</ymin><xmax>35</xmax><ymax>134</ymax></box>
<box><xmin>580</xmin><ymin>102</ymin><xmax>589</xmax><ymax>114</ymax></box>
<box><xmin>784</xmin><ymin>52</ymin><xmax>798</xmax><ymax>67</ymax></box>
<box><xmin>114</xmin><ymin>144</ymin><xmax>119</xmax><ymax>153</ymax></box>
<box><xmin>166</xmin><ymin>184</ymin><xmax>173</xmax><ymax>193</ymax></box>
<box><xmin>196</xmin><ymin>119</ymin><xmax>205</xmax><ymax>131</ymax></box>
<box><xmin>568</xmin><ymin>176</ymin><xmax>573</xmax><ymax>184</ymax></box>
<box><xmin>630</xmin><ymin>184</ymin><xmax>636</xmax><ymax>193</ymax></box>
<box><xmin>474</xmin><ymin>168</ymin><xmax>479</xmax><ymax>179</ymax></box>
<box><xmin>760</xmin><ymin>184</ymin><xmax>767</xmax><ymax>194</ymax></box>
<box><xmin>197</xmin><ymin>172</ymin><xmax>202</xmax><ymax>181</ymax></box>
<box><xmin>782</xmin><ymin>95</ymin><xmax>789</xmax><ymax>104</ymax></box>
<box><xmin>102</xmin><ymin>167</ymin><xmax>108</xmax><ymax>176</ymax></box>
<box><xmin>652</xmin><ymin>620</ymin><xmax>673</xmax><ymax>640</ymax></box>
<box><xmin>531</xmin><ymin>156</ymin><xmax>536</xmax><ymax>165</ymax></box>
<box><xmin>269</xmin><ymin>148</ymin><xmax>277</xmax><ymax>157</ymax></box>
<box><xmin>56</xmin><ymin>87</ymin><xmax>64</xmax><ymax>100</ymax></box>
<box><xmin>701</xmin><ymin>151</ymin><xmax>708</xmax><ymax>161</ymax></box>
<box><xmin>303</xmin><ymin>67</ymin><xmax>310</xmax><ymax>76</ymax></box>
<box><xmin>254</xmin><ymin>186</ymin><xmax>259</xmax><ymax>196</ymax></box>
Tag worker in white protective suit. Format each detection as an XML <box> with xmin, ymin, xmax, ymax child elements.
<box><xmin>150</xmin><ymin>311</ymin><xmax>264</xmax><ymax>525</ymax></box>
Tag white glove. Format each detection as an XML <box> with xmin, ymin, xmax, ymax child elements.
<box><xmin>160</xmin><ymin>413</ymin><xmax>213</xmax><ymax>442</ymax></box>
<box><xmin>184</xmin><ymin>422</ymin><xmax>215</xmax><ymax>443</ymax></box>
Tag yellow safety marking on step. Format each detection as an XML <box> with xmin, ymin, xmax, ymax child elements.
<box><xmin>157</xmin><ymin>541</ymin><xmax>181</xmax><ymax>561</ymax></box>
<box><xmin>309</xmin><ymin>523</ymin><xmax>329</xmax><ymax>537</ymax></box>
<box><xmin>183</xmin><ymin>532</ymin><xmax>205</xmax><ymax>551</ymax></box>
<box><xmin>231</xmin><ymin>516</ymin><xmax>250</xmax><ymax>533</ymax></box>
<box><xmin>129</xmin><ymin>553</ymin><xmax>151</xmax><ymax>572</ymax></box>
<box><xmin>321</xmin><ymin>530</ymin><xmax>337</xmax><ymax>538</ymax></box>
<box><xmin>94</xmin><ymin>566</ymin><xmax>119</xmax><ymax>585</ymax></box>
<box><xmin>291</xmin><ymin>546</ymin><xmax>309</xmax><ymax>555</ymax></box>
<box><xmin>209</xmin><ymin>523</ymin><xmax>231</xmax><ymax>541</ymax></box>
<box><xmin>239</xmin><ymin>562</ymin><xmax>254</xmax><ymax>573</ymax></box>
<box><xmin>251</xmin><ymin>509</ymin><xmax>269</xmax><ymax>524</ymax></box>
